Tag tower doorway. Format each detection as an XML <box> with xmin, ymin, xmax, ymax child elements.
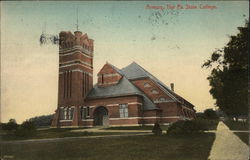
<box><xmin>93</xmin><ymin>106</ymin><xmax>109</xmax><ymax>126</ymax></box>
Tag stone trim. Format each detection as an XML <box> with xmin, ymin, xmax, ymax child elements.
<box><xmin>59</xmin><ymin>69</ymin><xmax>93</xmax><ymax>76</ymax></box>
<box><xmin>154</xmin><ymin>100</ymin><xmax>175</xmax><ymax>103</ymax></box>
<box><xmin>128</xmin><ymin>102</ymin><xmax>142</xmax><ymax>105</ymax></box>
<box><xmin>109</xmin><ymin>116</ymin><xmax>181</xmax><ymax>120</ymax></box>
<box><xmin>59</xmin><ymin>62</ymin><xmax>93</xmax><ymax>70</ymax></box>
<box><xmin>59</xmin><ymin>120</ymin><xmax>72</xmax><ymax>122</ymax></box>
<box><xmin>97</xmin><ymin>73</ymin><xmax>120</xmax><ymax>78</ymax></box>
<box><xmin>60</xmin><ymin>59</ymin><xmax>92</xmax><ymax>67</ymax></box>
<box><xmin>81</xmin><ymin>119</ymin><xmax>94</xmax><ymax>122</ymax></box>
<box><xmin>59</xmin><ymin>45</ymin><xmax>93</xmax><ymax>56</ymax></box>
<box><xmin>106</xmin><ymin>104</ymin><xmax>119</xmax><ymax>107</ymax></box>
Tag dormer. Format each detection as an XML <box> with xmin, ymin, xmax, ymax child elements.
<box><xmin>97</xmin><ymin>63</ymin><xmax>123</xmax><ymax>87</ymax></box>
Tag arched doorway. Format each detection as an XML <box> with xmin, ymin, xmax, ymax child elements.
<box><xmin>93</xmin><ymin>106</ymin><xmax>109</xmax><ymax>126</ymax></box>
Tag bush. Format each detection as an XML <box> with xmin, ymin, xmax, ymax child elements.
<box><xmin>28</xmin><ymin>114</ymin><xmax>54</xmax><ymax>127</ymax></box>
<box><xmin>167</xmin><ymin>119</ymin><xmax>219</xmax><ymax>135</ymax></box>
<box><xmin>204</xmin><ymin>109</ymin><xmax>219</xmax><ymax>120</ymax></box>
<box><xmin>15</xmin><ymin>121</ymin><xmax>37</xmax><ymax>137</ymax></box>
<box><xmin>152</xmin><ymin>123</ymin><xmax>162</xmax><ymax>135</ymax></box>
<box><xmin>1</xmin><ymin>119</ymin><xmax>18</xmax><ymax>132</ymax></box>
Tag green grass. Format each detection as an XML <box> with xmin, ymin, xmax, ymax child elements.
<box><xmin>1</xmin><ymin>128</ymin><xmax>135</xmax><ymax>141</ymax></box>
<box><xmin>224</xmin><ymin>120</ymin><xmax>249</xmax><ymax>130</ymax></box>
<box><xmin>234</xmin><ymin>132</ymin><xmax>249</xmax><ymax>145</ymax></box>
<box><xmin>1</xmin><ymin>133</ymin><xmax>215</xmax><ymax>160</ymax></box>
<box><xmin>104</xmin><ymin>125</ymin><xmax>168</xmax><ymax>130</ymax></box>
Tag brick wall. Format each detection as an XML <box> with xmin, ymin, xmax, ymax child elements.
<box><xmin>97</xmin><ymin>63</ymin><xmax>122</xmax><ymax>87</ymax></box>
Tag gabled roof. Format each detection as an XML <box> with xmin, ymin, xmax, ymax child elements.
<box><xmin>107</xmin><ymin>62</ymin><xmax>124</xmax><ymax>76</ymax></box>
<box><xmin>121</xmin><ymin>62</ymin><xmax>194</xmax><ymax>107</ymax></box>
<box><xmin>86</xmin><ymin>76</ymin><xmax>158</xmax><ymax>110</ymax></box>
<box><xmin>97</xmin><ymin>62</ymin><xmax>123</xmax><ymax>76</ymax></box>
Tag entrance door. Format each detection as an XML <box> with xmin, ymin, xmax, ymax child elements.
<box><xmin>103</xmin><ymin>115</ymin><xmax>109</xmax><ymax>126</ymax></box>
<box><xmin>93</xmin><ymin>106</ymin><xmax>109</xmax><ymax>126</ymax></box>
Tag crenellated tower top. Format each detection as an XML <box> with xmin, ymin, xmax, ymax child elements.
<box><xmin>59</xmin><ymin>31</ymin><xmax>94</xmax><ymax>56</ymax></box>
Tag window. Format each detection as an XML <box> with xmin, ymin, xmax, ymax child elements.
<box><xmin>151</xmin><ymin>89</ymin><xmax>159</xmax><ymax>94</ymax></box>
<box><xmin>158</xmin><ymin>97</ymin><xmax>166</xmax><ymax>102</ymax></box>
<box><xmin>119</xmin><ymin>104</ymin><xmax>128</xmax><ymax>118</ymax></box>
<box><xmin>64</xmin><ymin>108</ymin><xmax>67</xmax><ymax>120</ymax></box>
<box><xmin>144</xmin><ymin>82</ymin><xmax>151</xmax><ymax>88</ymax></box>
<box><xmin>68</xmin><ymin>107</ymin><xmax>74</xmax><ymax>120</ymax></box>
<box><xmin>60</xmin><ymin>107</ymin><xmax>74</xmax><ymax>120</ymax></box>
<box><xmin>81</xmin><ymin>106</ymin><xmax>90</xmax><ymax>119</ymax></box>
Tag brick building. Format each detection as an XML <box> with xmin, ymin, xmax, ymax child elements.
<box><xmin>51</xmin><ymin>31</ymin><xmax>196</xmax><ymax>127</ymax></box>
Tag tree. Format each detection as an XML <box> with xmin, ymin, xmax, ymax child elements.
<box><xmin>202</xmin><ymin>20</ymin><xmax>249</xmax><ymax>120</ymax></box>
<box><xmin>1</xmin><ymin>119</ymin><xmax>18</xmax><ymax>131</ymax></box>
<box><xmin>15</xmin><ymin>120</ymin><xmax>37</xmax><ymax>137</ymax></box>
<box><xmin>203</xmin><ymin>109</ymin><xmax>218</xmax><ymax>120</ymax></box>
<box><xmin>28</xmin><ymin>114</ymin><xmax>54</xmax><ymax>127</ymax></box>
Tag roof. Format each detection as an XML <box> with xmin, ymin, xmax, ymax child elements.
<box><xmin>121</xmin><ymin>62</ymin><xmax>194</xmax><ymax>107</ymax></box>
<box><xmin>86</xmin><ymin>76</ymin><xmax>158</xmax><ymax>110</ymax></box>
<box><xmin>107</xmin><ymin>62</ymin><xmax>124</xmax><ymax>76</ymax></box>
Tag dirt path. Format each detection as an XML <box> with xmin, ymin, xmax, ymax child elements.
<box><xmin>208</xmin><ymin>121</ymin><xmax>249</xmax><ymax>160</ymax></box>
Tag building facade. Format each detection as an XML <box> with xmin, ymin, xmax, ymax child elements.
<box><xmin>51</xmin><ymin>31</ymin><xmax>196</xmax><ymax>128</ymax></box>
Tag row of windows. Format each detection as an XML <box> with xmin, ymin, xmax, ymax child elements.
<box><xmin>59</xmin><ymin>106</ymin><xmax>90</xmax><ymax>120</ymax></box>
<box><xmin>60</xmin><ymin>107</ymin><xmax>74</xmax><ymax>120</ymax></box>
<box><xmin>60</xmin><ymin>105</ymin><xmax>129</xmax><ymax>120</ymax></box>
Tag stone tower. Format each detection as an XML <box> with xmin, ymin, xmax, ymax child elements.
<box><xmin>51</xmin><ymin>31</ymin><xmax>94</xmax><ymax>127</ymax></box>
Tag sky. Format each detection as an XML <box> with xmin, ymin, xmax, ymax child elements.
<box><xmin>1</xmin><ymin>1</ymin><xmax>249</xmax><ymax>123</ymax></box>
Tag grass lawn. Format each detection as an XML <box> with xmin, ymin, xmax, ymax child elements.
<box><xmin>1</xmin><ymin>133</ymin><xmax>215</xmax><ymax>160</ymax></box>
<box><xmin>104</xmin><ymin>125</ymin><xmax>168</xmax><ymax>131</ymax></box>
<box><xmin>224</xmin><ymin>120</ymin><xmax>248</xmax><ymax>130</ymax></box>
<box><xmin>234</xmin><ymin>132</ymin><xmax>249</xmax><ymax>145</ymax></box>
<box><xmin>1</xmin><ymin>128</ymin><xmax>136</xmax><ymax>141</ymax></box>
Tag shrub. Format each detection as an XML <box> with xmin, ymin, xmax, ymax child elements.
<box><xmin>15</xmin><ymin>121</ymin><xmax>37</xmax><ymax>137</ymax></box>
<box><xmin>204</xmin><ymin>109</ymin><xmax>219</xmax><ymax>120</ymax></box>
<box><xmin>28</xmin><ymin>114</ymin><xmax>54</xmax><ymax>127</ymax></box>
<box><xmin>167</xmin><ymin>119</ymin><xmax>219</xmax><ymax>135</ymax></box>
<box><xmin>1</xmin><ymin>119</ymin><xmax>18</xmax><ymax>132</ymax></box>
<box><xmin>152</xmin><ymin>123</ymin><xmax>162</xmax><ymax>135</ymax></box>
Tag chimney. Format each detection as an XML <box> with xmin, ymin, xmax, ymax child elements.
<box><xmin>170</xmin><ymin>83</ymin><xmax>174</xmax><ymax>92</ymax></box>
